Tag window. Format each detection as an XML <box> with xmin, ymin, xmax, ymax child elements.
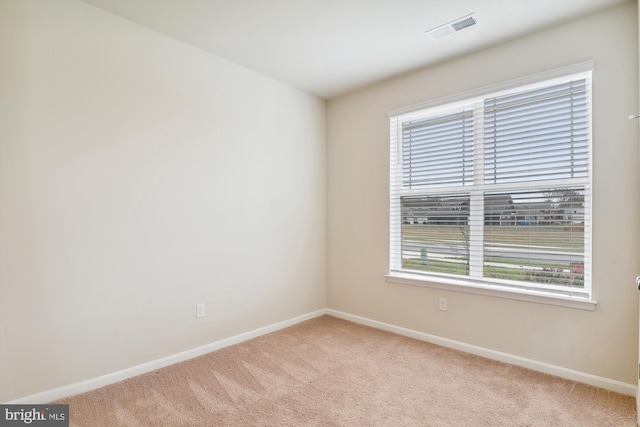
<box><xmin>389</xmin><ymin>65</ymin><xmax>592</xmax><ymax>304</ymax></box>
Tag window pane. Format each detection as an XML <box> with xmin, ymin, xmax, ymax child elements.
<box><xmin>484</xmin><ymin>79</ymin><xmax>588</xmax><ymax>184</ymax></box>
<box><xmin>403</xmin><ymin>111</ymin><xmax>473</xmax><ymax>188</ymax></box>
<box><xmin>401</xmin><ymin>194</ymin><xmax>470</xmax><ymax>276</ymax></box>
<box><xmin>390</xmin><ymin>70</ymin><xmax>592</xmax><ymax>296</ymax></box>
<box><xmin>483</xmin><ymin>187</ymin><xmax>586</xmax><ymax>288</ymax></box>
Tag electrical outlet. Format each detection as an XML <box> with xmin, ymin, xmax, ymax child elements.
<box><xmin>196</xmin><ymin>303</ymin><xmax>206</xmax><ymax>319</ymax></box>
<box><xmin>439</xmin><ymin>297</ymin><xmax>448</xmax><ymax>312</ymax></box>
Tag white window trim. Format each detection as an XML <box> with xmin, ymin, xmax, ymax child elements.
<box><xmin>388</xmin><ymin>61</ymin><xmax>596</xmax><ymax>310</ymax></box>
<box><xmin>385</xmin><ymin>273</ymin><xmax>597</xmax><ymax>311</ymax></box>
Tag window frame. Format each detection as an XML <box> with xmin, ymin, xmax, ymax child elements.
<box><xmin>387</xmin><ymin>62</ymin><xmax>595</xmax><ymax>310</ymax></box>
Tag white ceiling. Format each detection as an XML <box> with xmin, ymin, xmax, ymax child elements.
<box><xmin>81</xmin><ymin>0</ymin><xmax>630</xmax><ymax>99</ymax></box>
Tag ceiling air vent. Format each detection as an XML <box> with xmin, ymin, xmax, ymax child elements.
<box><xmin>426</xmin><ymin>14</ymin><xmax>477</xmax><ymax>40</ymax></box>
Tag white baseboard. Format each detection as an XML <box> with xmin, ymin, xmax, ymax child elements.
<box><xmin>8</xmin><ymin>307</ymin><xmax>636</xmax><ymax>403</ymax></box>
<box><xmin>326</xmin><ymin>309</ymin><xmax>637</xmax><ymax>397</ymax></box>
<box><xmin>7</xmin><ymin>309</ymin><xmax>328</xmax><ymax>404</ymax></box>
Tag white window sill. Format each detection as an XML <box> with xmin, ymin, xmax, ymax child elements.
<box><xmin>385</xmin><ymin>273</ymin><xmax>597</xmax><ymax>311</ymax></box>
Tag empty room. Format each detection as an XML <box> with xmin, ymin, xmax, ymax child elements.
<box><xmin>1</xmin><ymin>0</ymin><xmax>640</xmax><ymax>425</ymax></box>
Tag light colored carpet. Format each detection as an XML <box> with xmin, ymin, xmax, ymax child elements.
<box><xmin>57</xmin><ymin>315</ymin><xmax>636</xmax><ymax>426</ymax></box>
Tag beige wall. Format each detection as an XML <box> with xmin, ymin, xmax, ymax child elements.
<box><xmin>327</xmin><ymin>2</ymin><xmax>640</xmax><ymax>385</ymax></box>
<box><xmin>0</xmin><ymin>0</ymin><xmax>326</xmax><ymax>401</ymax></box>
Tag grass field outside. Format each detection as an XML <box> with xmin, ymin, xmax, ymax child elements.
<box><xmin>402</xmin><ymin>224</ymin><xmax>584</xmax><ymax>250</ymax></box>
<box><xmin>401</xmin><ymin>224</ymin><xmax>585</xmax><ymax>287</ymax></box>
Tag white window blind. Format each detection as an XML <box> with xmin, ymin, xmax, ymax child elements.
<box><xmin>484</xmin><ymin>79</ymin><xmax>589</xmax><ymax>184</ymax></box>
<box><xmin>390</xmin><ymin>69</ymin><xmax>592</xmax><ymax>299</ymax></box>
<box><xmin>403</xmin><ymin>111</ymin><xmax>473</xmax><ymax>188</ymax></box>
